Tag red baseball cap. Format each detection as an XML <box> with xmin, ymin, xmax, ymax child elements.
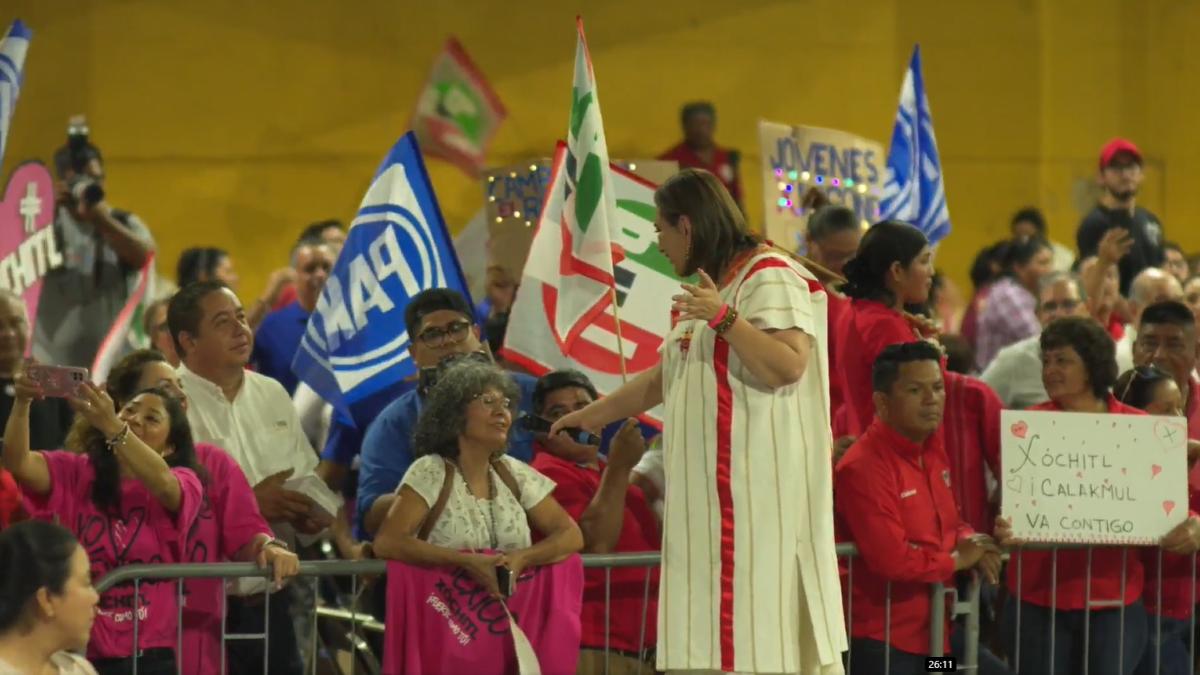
<box><xmin>1099</xmin><ymin>138</ymin><xmax>1143</xmax><ymax>169</ymax></box>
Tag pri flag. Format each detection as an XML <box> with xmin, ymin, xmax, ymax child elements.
<box><xmin>879</xmin><ymin>45</ymin><xmax>952</xmax><ymax>244</ymax></box>
<box><xmin>0</xmin><ymin>19</ymin><xmax>32</xmax><ymax>171</ymax></box>
<box><xmin>292</xmin><ymin>132</ymin><xmax>470</xmax><ymax>426</ymax></box>
<box><xmin>502</xmin><ymin>144</ymin><xmax>687</xmax><ymax>424</ymax></box>
<box><xmin>553</xmin><ymin>17</ymin><xmax>622</xmax><ymax>356</ymax></box>
<box><xmin>411</xmin><ymin>37</ymin><xmax>505</xmax><ymax>177</ymax></box>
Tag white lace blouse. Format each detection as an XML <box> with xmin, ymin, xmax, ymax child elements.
<box><xmin>399</xmin><ymin>455</ymin><xmax>555</xmax><ymax>551</ymax></box>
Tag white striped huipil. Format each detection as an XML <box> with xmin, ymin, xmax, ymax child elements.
<box><xmin>657</xmin><ymin>249</ymin><xmax>847</xmax><ymax>674</ymax></box>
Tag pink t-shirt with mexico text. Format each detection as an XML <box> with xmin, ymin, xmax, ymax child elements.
<box><xmin>179</xmin><ymin>443</ymin><xmax>272</xmax><ymax>675</ymax></box>
<box><xmin>22</xmin><ymin>450</ymin><xmax>203</xmax><ymax>660</ymax></box>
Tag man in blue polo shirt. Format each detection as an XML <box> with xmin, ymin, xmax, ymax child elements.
<box><xmin>251</xmin><ymin>234</ymin><xmax>335</xmax><ymax>394</ymax></box>
<box><xmin>317</xmin><ymin>288</ymin><xmax>538</xmax><ymax>539</ymax></box>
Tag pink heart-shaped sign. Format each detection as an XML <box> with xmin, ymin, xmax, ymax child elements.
<box><xmin>1164</xmin><ymin>500</ymin><xmax>1177</xmax><ymax>517</ymax></box>
<box><xmin>1152</xmin><ymin>464</ymin><xmax>1163</xmax><ymax>479</ymax></box>
<box><xmin>0</xmin><ymin>161</ymin><xmax>58</xmax><ymax>343</ymax></box>
<box><xmin>1011</xmin><ymin>421</ymin><xmax>1028</xmax><ymax>439</ymax></box>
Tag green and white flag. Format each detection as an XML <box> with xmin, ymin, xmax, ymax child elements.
<box><xmin>551</xmin><ymin>17</ymin><xmax>621</xmax><ymax>355</ymax></box>
<box><xmin>411</xmin><ymin>37</ymin><xmax>505</xmax><ymax>177</ymax></box>
<box><xmin>502</xmin><ymin>144</ymin><xmax>687</xmax><ymax>424</ymax></box>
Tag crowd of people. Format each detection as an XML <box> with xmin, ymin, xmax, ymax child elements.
<box><xmin>2</xmin><ymin>110</ymin><xmax>1200</xmax><ymax>675</ymax></box>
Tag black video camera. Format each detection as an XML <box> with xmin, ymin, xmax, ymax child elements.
<box><xmin>516</xmin><ymin>413</ymin><xmax>600</xmax><ymax>446</ymax></box>
<box><xmin>64</xmin><ymin>117</ymin><xmax>104</xmax><ymax>207</ymax></box>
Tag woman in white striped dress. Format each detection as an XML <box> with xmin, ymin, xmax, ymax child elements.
<box><xmin>552</xmin><ymin>168</ymin><xmax>846</xmax><ymax>674</ymax></box>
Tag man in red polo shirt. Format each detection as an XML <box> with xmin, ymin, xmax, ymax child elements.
<box><xmin>1131</xmin><ymin>300</ymin><xmax>1200</xmax><ymax>486</ymax></box>
<box><xmin>528</xmin><ymin>370</ymin><xmax>660</xmax><ymax>675</ymax></box>
<box><xmin>835</xmin><ymin>341</ymin><xmax>1001</xmax><ymax>674</ymax></box>
<box><xmin>658</xmin><ymin>101</ymin><xmax>742</xmax><ymax>209</ymax></box>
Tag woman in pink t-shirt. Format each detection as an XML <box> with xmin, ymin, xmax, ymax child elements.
<box><xmin>2</xmin><ymin>370</ymin><xmax>202</xmax><ymax>675</ymax></box>
<box><xmin>101</xmin><ymin>349</ymin><xmax>298</xmax><ymax>675</ymax></box>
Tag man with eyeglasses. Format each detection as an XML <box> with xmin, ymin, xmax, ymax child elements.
<box><xmin>318</xmin><ymin>288</ymin><xmax>538</xmax><ymax>540</ymax></box>
<box><xmin>1132</xmin><ymin>300</ymin><xmax>1200</xmax><ymax>473</ymax></box>
<box><xmin>1076</xmin><ymin>138</ymin><xmax>1165</xmax><ymax>295</ymax></box>
<box><xmin>981</xmin><ymin>272</ymin><xmax>1089</xmax><ymax>408</ymax></box>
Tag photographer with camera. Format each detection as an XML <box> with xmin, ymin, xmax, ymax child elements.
<box><xmin>34</xmin><ymin>116</ymin><xmax>155</xmax><ymax>369</ymax></box>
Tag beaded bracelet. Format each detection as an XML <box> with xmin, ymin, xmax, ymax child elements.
<box><xmin>105</xmin><ymin>423</ymin><xmax>130</xmax><ymax>451</ymax></box>
<box><xmin>713</xmin><ymin>306</ymin><xmax>739</xmax><ymax>334</ymax></box>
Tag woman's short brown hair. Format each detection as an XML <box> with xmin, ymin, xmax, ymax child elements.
<box><xmin>654</xmin><ymin>168</ymin><xmax>758</xmax><ymax>280</ymax></box>
<box><xmin>1040</xmin><ymin>316</ymin><xmax>1118</xmax><ymax>399</ymax></box>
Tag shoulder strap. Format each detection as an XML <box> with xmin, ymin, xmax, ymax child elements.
<box><xmin>491</xmin><ymin>457</ymin><xmax>523</xmax><ymax>505</ymax></box>
<box><xmin>416</xmin><ymin>459</ymin><xmax>456</xmax><ymax>541</ymax></box>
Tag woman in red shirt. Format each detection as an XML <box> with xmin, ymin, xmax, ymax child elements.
<box><xmin>836</xmin><ymin>221</ymin><xmax>934</xmax><ymax>438</ymax></box>
<box><xmin>996</xmin><ymin>317</ymin><xmax>1148</xmax><ymax>675</ymax></box>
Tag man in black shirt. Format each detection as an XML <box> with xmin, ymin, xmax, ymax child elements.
<box><xmin>0</xmin><ymin>291</ymin><xmax>73</xmax><ymax>450</ymax></box>
<box><xmin>1077</xmin><ymin>138</ymin><xmax>1165</xmax><ymax>295</ymax></box>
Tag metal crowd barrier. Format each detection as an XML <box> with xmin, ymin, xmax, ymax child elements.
<box><xmin>93</xmin><ymin>543</ymin><xmax>1197</xmax><ymax>675</ymax></box>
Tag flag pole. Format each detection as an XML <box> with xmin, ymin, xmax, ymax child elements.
<box><xmin>608</xmin><ymin>286</ymin><xmax>629</xmax><ymax>383</ymax></box>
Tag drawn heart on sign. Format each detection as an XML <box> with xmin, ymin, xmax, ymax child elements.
<box><xmin>1164</xmin><ymin>501</ymin><xmax>1177</xmax><ymax>517</ymax></box>
<box><xmin>1076</xmin><ymin>471</ymin><xmax>1083</xmax><ymax>479</ymax></box>
<box><xmin>1121</xmin><ymin>468</ymin><xmax>1127</xmax><ymax>475</ymax></box>
<box><xmin>0</xmin><ymin>162</ymin><xmax>58</xmax><ymax>336</ymax></box>
<box><xmin>1152</xmin><ymin>465</ymin><xmax>1163</xmax><ymax>479</ymax></box>
<box><xmin>1010</xmin><ymin>422</ymin><xmax>1028</xmax><ymax>439</ymax></box>
<box><xmin>1006</xmin><ymin>475</ymin><xmax>1022</xmax><ymax>493</ymax></box>
<box><xmin>1067</xmin><ymin>504</ymin><xmax>1073</xmax><ymax>510</ymax></box>
<box><xmin>1031</xmin><ymin>499</ymin><xmax>1037</xmax><ymax>507</ymax></box>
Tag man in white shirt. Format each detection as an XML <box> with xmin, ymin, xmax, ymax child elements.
<box><xmin>981</xmin><ymin>272</ymin><xmax>1089</xmax><ymax>409</ymax></box>
<box><xmin>167</xmin><ymin>280</ymin><xmax>334</xmax><ymax>675</ymax></box>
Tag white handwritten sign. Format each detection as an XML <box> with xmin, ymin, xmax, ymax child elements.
<box><xmin>1001</xmin><ymin>410</ymin><xmax>1188</xmax><ymax>545</ymax></box>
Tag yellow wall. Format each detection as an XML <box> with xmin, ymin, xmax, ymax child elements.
<box><xmin>1</xmin><ymin>0</ymin><xmax>1196</xmax><ymax>299</ymax></box>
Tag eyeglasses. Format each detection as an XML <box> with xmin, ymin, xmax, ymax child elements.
<box><xmin>416</xmin><ymin>320</ymin><xmax>471</xmax><ymax>348</ymax></box>
<box><xmin>1135</xmin><ymin>337</ymin><xmax>1190</xmax><ymax>356</ymax></box>
<box><xmin>1040</xmin><ymin>299</ymin><xmax>1080</xmax><ymax>313</ymax></box>
<box><xmin>473</xmin><ymin>392</ymin><xmax>513</xmax><ymax>411</ymax></box>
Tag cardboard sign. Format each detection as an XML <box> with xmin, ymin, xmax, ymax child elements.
<box><xmin>1000</xmin><ymin>410</ymin><xmax>1188</xmax><ymax>545</ymax></box>
<box><xmin>482</xmin><ymin>159</ymin><xmax>677</xmax><ymax>281</ymax></box>
<box><xmin>759</xmin><ymin>120</ymin><xmax>884</xmax><ymax>251</ymax></box>
<box><xmin>0</xmin><ymin>161</ymin><xmax>62</xmax><ymax>331</ymax></box>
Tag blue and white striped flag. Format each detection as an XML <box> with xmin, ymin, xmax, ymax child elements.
<box><xmin>292</xmin><ymin>132</ymin><xmax>470</xmax><ymax>426</ymax></box>
<box><xmin>0</xmin><ymin>19</ymin><xmax>31</xmax><ymax>172</ymax></box>
<box><xmin>879</xmin><ymin>45</ymin><xmax>951</xmax><ymax>244</ymax></box>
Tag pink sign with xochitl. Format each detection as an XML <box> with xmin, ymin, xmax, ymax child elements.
<box><xmin>0</xmin><ymin>160</ymin><xmax>62</xmax><ymax>337</ymax></box>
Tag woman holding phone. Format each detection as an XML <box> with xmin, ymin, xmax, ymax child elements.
<box><xmin>373</xmin><ymin>360</ymin><xmax>582</xmax><ymax>594</ymax></box>
<box><xmin>76</xmin><ymin>349</ymin><xmax>299</xmax><ymax>675</ymax></box>
<box><xmin>2</xmin><ymin>364</ymin><xmax>203</xmax><ymax>675</ymax></box>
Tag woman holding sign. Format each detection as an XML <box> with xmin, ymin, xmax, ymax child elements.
<box><xmin>552</xmin><ymin>168</ymin><xmax>846</xmax><ymax>674</ymax></box>
<box><xmin>996</xmin><ymin>316</ymin><xmax>1149</xmax><ymax>675</ymax></box>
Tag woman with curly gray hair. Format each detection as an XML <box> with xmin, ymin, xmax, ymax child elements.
<box><xmin>374</xmin><ymin>361</ymin><xmax>582</xmax><ymax>597</ymax></box>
